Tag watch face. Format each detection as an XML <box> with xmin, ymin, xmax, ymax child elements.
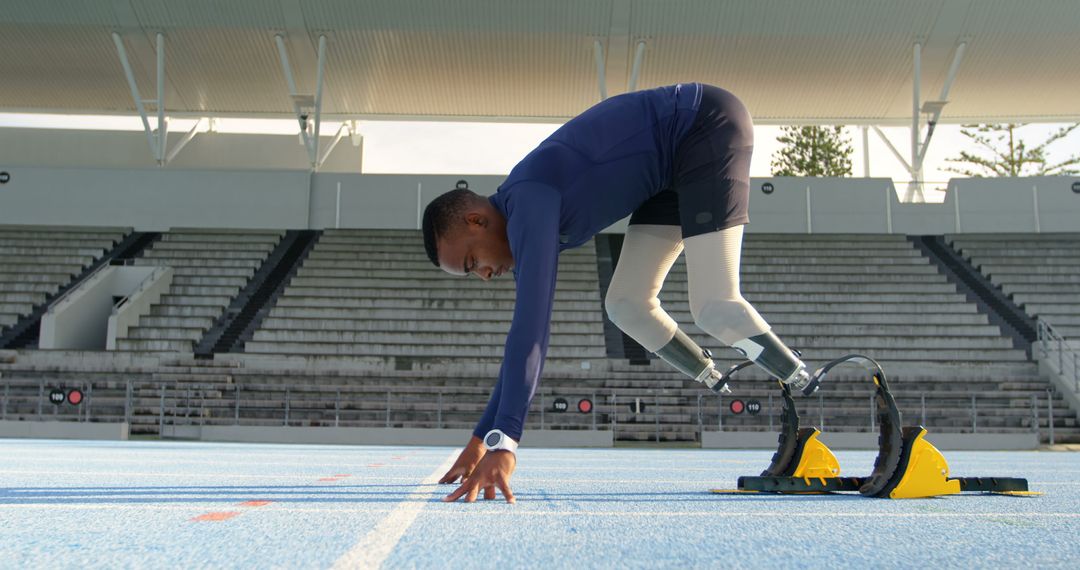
<box><xmin>486</xmin><ymin>432</ymin><xmax>502</xmax><ymax>447</ymax></box>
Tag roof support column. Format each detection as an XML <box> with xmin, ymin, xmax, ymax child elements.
<box><xmin>628</xmin><ymin>41</ymin><xmax>647</xmax><ymax>92</ymax></box>
<box><xmin>276</xmin><ymin>34</ymin><xmax>328</xmax><ymax>170</ymax></box>
<box><xmin>906</xmin><ymin>41</ymin><xmax>923</xmax><ymax>202</ymax></box>
<box><xmin>165</xmin><ymin>117</ymin><xmax>206</xmax><ymax>164</ymax></box>
<box><xmin>861</xmin><ymin>125</ymin><xmax>870</xmax><ymax>177</ymax></box>
<box><xmin>871</xmin><ymin>125</ymin><xmax>912</xmax><ymax>174</ymax></box>
<box><xmin>317</xmin><ymin>121</ymin><xmax>356</xmax><ymax>170</ymax></box>
<box><xmin>312</xmin><ymin>35</ymin><xmax>327</xmax><ymax>169</ymax></box>
<box><xmin>917</xmin><ymin>42</ymin><xmax>967</xmax><ymax>168</ymax></box>
<box><xmin>112</xmin><ymin>31</ymin><xmax>168</xmax><ymax>166</ymax></box>
<box><xmin>156</xmin><ymin>33</ymin><xmax>167</xmax><ymax>165</ymax></box>
<box><xmin>593</xmin><ymin>39</ymin><xmax>607</xmax><ymax>101</ymax></box>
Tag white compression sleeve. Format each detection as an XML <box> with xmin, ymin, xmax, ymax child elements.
<box><xmin>683</xmin><ymin>224</ymin><xmax>771</xmax><ymax>345</ymax></box>
<box><xmin>604</xmin><ymin>224</ymin><xmax>683</xmax><ymax>352</ymax></box>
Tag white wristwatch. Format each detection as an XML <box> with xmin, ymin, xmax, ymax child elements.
<box><xmin>483</xmin><ymin>429</ymin><xmax>519</xmax><ymax>454</ymax></box>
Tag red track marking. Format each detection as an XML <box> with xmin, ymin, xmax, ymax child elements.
<box><xmin>367</xmin><ymin>463</ymin><xmax>385</xmax><ymax>468</ymax></box>
<box><xmin>190</xmin><ymin>511</ymin><xmax>241</xmax><ymax>522</ymax></box>
<box><xmin>333</xmin><ymin>474</ymin><xmax>352</xmax><ymax>478</ymax></box>
<box><xmin>318</xmin><ymin>477</ymin><xmax>339</xmax><ymax>481</ymax></box>
<box><xmin>238</xmin><ymin>501</ymin><xmax>271</xmax><ymax>507</ymax></box>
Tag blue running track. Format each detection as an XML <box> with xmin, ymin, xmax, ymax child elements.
<box><xmin>0</xmin><ymin>439</ymin><xmax>1078</xmax><ymax>568</ymax></box>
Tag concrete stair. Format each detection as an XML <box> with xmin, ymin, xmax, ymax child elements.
<box><xmin>949</xmin><ymin>233</ymin><xmax>1080</xmax><ymax>338</ymax></box>
<box><xmin>245</xmin><ymin>229</ymin><xmax>608</xmax><ymax>361</ymax></box>
<box><xmin>113</xmin><ymin>230</ymin><xmax>284</xmax><ymax>353</ymax></box>
<box><xmin>0</xmin><ymin>225</ymin><xmax>128</xmax><ymax>334</ymax></box>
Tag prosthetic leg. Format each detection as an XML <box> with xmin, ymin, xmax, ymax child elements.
<box><xmin>607</xmin><ymin>224</ymin><xmax>816</xmax><ymax>395</ymax></box>
<box><xmin>731</xmin><ymin>331</ymin><xmax>813</xmax><ymax>395</ymax></box>
<box><xmin>684</xmin><ymin>226</ymin><xmax>815</xmax><ymax>395</ymax></box>
<box><xmin>654</xmin><ymin>329</ymin><xmax>730</xmax><ymax>393</ymax></box>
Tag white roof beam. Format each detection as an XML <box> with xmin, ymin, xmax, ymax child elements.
<box><xmin>871</xmin><ymin>125</ymin><xmax>912</xmax><ymax>174</ymax></box>
<box><xmin>317</xmin><ymin>121</ymin><xmax>350</xmax><ymax>169</ymax></box>
<box><xmin>312</xmin><ymin>35</ymin><xmax>327</xmax><ymax>170</ymax></box>
<box><xmin>628</xmin><ymin>41</ymin><xmax>647</xmax><ymax>93</ymax></box>
<box><xmin>917</xmin><ymin>42</ymin><xmax>967</xmax><ymax>167</ymax></box>
<box><xmin>593</xmin><ymin>39</ymin><xmax>607</xmax><ymax>101</ymax></box>
<box><xmin>275</xmin><ymin>33</ymin><xmax>316</xmax><ymax>165</ymax></box>
<box><xmin>156</xmin><ymin>33</ymin><xmax>167</xmax><ymax>165</ymax></box>
<box><xmin>164</xmin><ymin>117</ymin><xmax>206</xmax><ymax>164</ymax></box>
<box><xmin>906</xmin><ymin>41</ymin><xmax>924</xmax><ymax>202</ymax></box>
<box><xmin>111</xmin><ymin>31</ymin><xmax>163</xmax><ymax>165</ymax></box>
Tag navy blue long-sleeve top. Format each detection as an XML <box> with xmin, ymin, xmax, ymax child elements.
<box><xmin>472</xmin><ymin>83</ymin><xmax>702</xmax><ymax>442</ymax></box>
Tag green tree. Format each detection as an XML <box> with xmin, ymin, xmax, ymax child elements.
<box><xmin>771</xmin><ymin>126</ymin><xmax>853</xmax><ymax>177</ymax></box>
<box><xmin>944</xmin><ymin>123</ymin><xmax>1080</xmax><ymax>176</ymax></box>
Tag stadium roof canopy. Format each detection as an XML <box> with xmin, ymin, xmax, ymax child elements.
<box><xmin>2</xmin><ymin>0</ymin><xmax>1079</xmax><ymax>125</ymax></box>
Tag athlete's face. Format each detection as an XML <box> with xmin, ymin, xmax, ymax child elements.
<box><xmin>436</xmin><ymin>210</ymin><xmax>514</xmax><ymax>282</ymax></box>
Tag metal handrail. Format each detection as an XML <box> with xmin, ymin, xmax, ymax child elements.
<box><xmin>113</xmin><ymin>266</ymin><xmax>168</xmax><ymax>312</ymax></box>
<box><xmin>43</xmin><ymin>263</ymin><xmax>111</xmax><ymax>312</ymax></box>
<box><xmin>0</xmin><ymin>377</ymin><xmax>1058</xmax><ymax>438</ymax></box>
<box><xmin>1038</xmin><ymin>318</ymin><xmax>1079</xmax><ymax>393</ymax></box>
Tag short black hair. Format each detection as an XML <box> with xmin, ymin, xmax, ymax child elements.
<box><xmin>422</xmin><ymin>188</ymin><xmax>479</xmax><ymax>267</ymax></box>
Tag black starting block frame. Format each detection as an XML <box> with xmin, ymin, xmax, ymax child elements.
<box><xmin>711</xmin><ymin>354</ymin><xmax>1037</xmax><ymax>499</ymax></box>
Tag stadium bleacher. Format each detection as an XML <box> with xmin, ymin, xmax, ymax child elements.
<box><xmin>244</xmin><ymin>228</ymin><xmax>608</xmax><ymax>364</ymax></box>
<box><xmin>114</xmin><ymin>229</ymin><xmax>285</xmax><ymax>353</ymax></box>
<box><xmin>0</xmin><ymin>228</ymin><xmax>1076</xmax><ymax>443</ymax></box>
<box><xmin>0</xmin><ymin>226</ymin><xmax>128</xmax><ymax>332</ymax></box>
<box><xmin>948</xmin><ymin>233</ymin><xmax>1080</xmax><ymax>342</ymax></box>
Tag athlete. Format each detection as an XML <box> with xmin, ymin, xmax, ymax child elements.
<box><xmin>422</xmin><ymin>83</ymin><xmax>813</xmax><ymax>504</ymax></box>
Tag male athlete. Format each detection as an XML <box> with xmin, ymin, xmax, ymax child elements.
<box><xmin>422</xmin><ymin>83</ymin><xmax>813</xmax><ymax>504</ymax></box>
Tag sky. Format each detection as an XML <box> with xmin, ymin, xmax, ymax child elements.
<box><xmin>2</xmin><ymin>113</ymin><xmax>1077</xmax><ymax>203</ymax></box>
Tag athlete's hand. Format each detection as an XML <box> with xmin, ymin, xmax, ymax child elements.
<box><xmin>438</xmin><ymin>436</ymin><xmax>486</xmax><ymax>484</ymax></box>
<box><xmin>442</xmin><ymin>449</ymin><xmax>517</xmax><ymax>504</ymax></box>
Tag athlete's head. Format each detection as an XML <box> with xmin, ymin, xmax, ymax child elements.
<box><xmin>422</xmin><ymin>187</ymin><xmax>513</xmax><ymax>281</ymax></box>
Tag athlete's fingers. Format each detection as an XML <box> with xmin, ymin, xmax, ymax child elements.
<box><xmin>438</xmin><ymin>468</ymin><xmax>460</xmax><ymax>484</ymax></box>
<box><xmin>465</xmin><ymin>481</ymin><xmax>481</xmax><ymax>503</ymax></box>
<box><xmin>496</xmin><ymin>477</ymin><xmax>516</xmax><ymax>504</ymax></box>
<box><xmin>443</xmin><ymin>480</ymin><xmax>474</xmax><ymax>502</ymax></box>
<box><xmin>484</xmin><ymin>485</ymin><xmax>496</xmax><ymax>500</ymax></box>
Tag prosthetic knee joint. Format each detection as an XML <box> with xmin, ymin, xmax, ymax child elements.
<box><xmin>654</xmin><ymin>329</ymin><xmax>730</xmax><ymax>393</ymax></box>
<box><xmin>732</xmin><ymin>331</ymin><xmax>811</xmax><ymax>393</ymax></box>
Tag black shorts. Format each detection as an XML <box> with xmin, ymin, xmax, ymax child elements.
<box><xmin>628</xmin><ymin>84</ymin><xmax>753</xmax><ymax>238</ymax></box>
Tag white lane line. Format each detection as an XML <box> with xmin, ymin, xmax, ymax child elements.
<box><xmin>0</xmin><ymin>469</ymin><xmax>438</xmax><ymax>481</ymax></box>
<box><xmin>330</xmin><ymin>450</ymin><xmax>458</xmax><ymax>570</ymax></box>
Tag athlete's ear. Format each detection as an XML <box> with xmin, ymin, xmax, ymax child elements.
<box><xmin>464</xmin><ymin>212</ymin><xmax>487</xmax><ymax>228</ymax></box>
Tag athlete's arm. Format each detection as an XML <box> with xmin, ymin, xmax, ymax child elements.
<box><xmin>442</xmin><ymin>183</ymin><xmax>560</xmax><ymax>504</ymax></box>
<box><xmin>490</xmin><ymin>183</ymin><xmax>562</xmax><ymax>442</ymax></box>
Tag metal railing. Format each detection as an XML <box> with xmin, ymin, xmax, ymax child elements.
<box><xmin>1038</xmin><ymin>318</ymin><xmax>1079</xmax><ymax>394</ymax></box>
<box><xmin>42</xmin><ymin>263</ymin><xmax>111</xmax><ymax>313</ymax></box>
<box><xmin>112</xmin><ymin>266</ymin><xmax>169</xmax><ymax>312</ymax></box>
<box><xmin>695</xmin><ymin>389</ymin><xmax>1052</xmax><ymax>438</ymax></box>
<box><xmin>0</xmin><ymin>377</ymin><xmax>613</xmax><ymax>431</ymax></box>
<box><xmin>0</xmin><ymin>377</ymin><xmax>1061</xmax><ymax>443</ymax></box>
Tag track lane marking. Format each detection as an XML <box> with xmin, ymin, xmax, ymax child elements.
<box><xmin>190</xmin><ymin>511</ymin><xmax>241</xmax><ymax>522</ymax></box>
<box><xmin>330</xmin><ymin>450</ymin><xmax>458</xmax><ymax>570</ymax></box>
<box><xmin>1</xmin><ymin>505</ymin><xmax>1074</xmax><ymax>519</ymax></box>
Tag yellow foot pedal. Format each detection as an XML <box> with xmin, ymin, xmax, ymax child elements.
<box><xmin>791</xmin><ymin>429</ymin><xmax>841</xmax><ymax>485</ymax></box>
<box><xmin>886</xmin><ymin>427</ymin><xmax>961</xmax><ymax>499</ymax></box>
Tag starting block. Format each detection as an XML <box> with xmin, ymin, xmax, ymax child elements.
<box><xmin>711</xmin><ymin>354</ymin><xmax>1038</xmax><ymax>499</ymax></box>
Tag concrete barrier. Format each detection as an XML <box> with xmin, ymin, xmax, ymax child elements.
<box><xmin>0</xmin><ymin>420</ymin><xmax>129</xmax><ymax>440</ymax></box>
<box><xmin>195</xmin><ymin>426</ymin><xmax>614</xmax><ymax>447</ymax></box>
<box><xmin>703</xmin><ymin>430</ymin><xmax>1038</xmax><ymax>450</ymax></box>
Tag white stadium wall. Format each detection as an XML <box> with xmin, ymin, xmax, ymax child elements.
<box><xmin>309</xmin><ymin>173</ymin><xmax>504</xmax><ymax>229</ymax></box>
<box><xmin>0</xmin><ymin>166</ymin><xmax>311</xmax><ymax>230</ymax></box>
<box><xmin>0</xmin><ymin>163</ymin><xmax>1076</xmax><ymax>234</ymax></box>
<box><xmin>946</xmin><ymin>177</ymin><xmax>1080</xmax><ymax>234</ymax></box>
<box><xmin>0</xmin><ymin>128</ymin><xmax>362</xmax><ymax>172</ymax></box>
